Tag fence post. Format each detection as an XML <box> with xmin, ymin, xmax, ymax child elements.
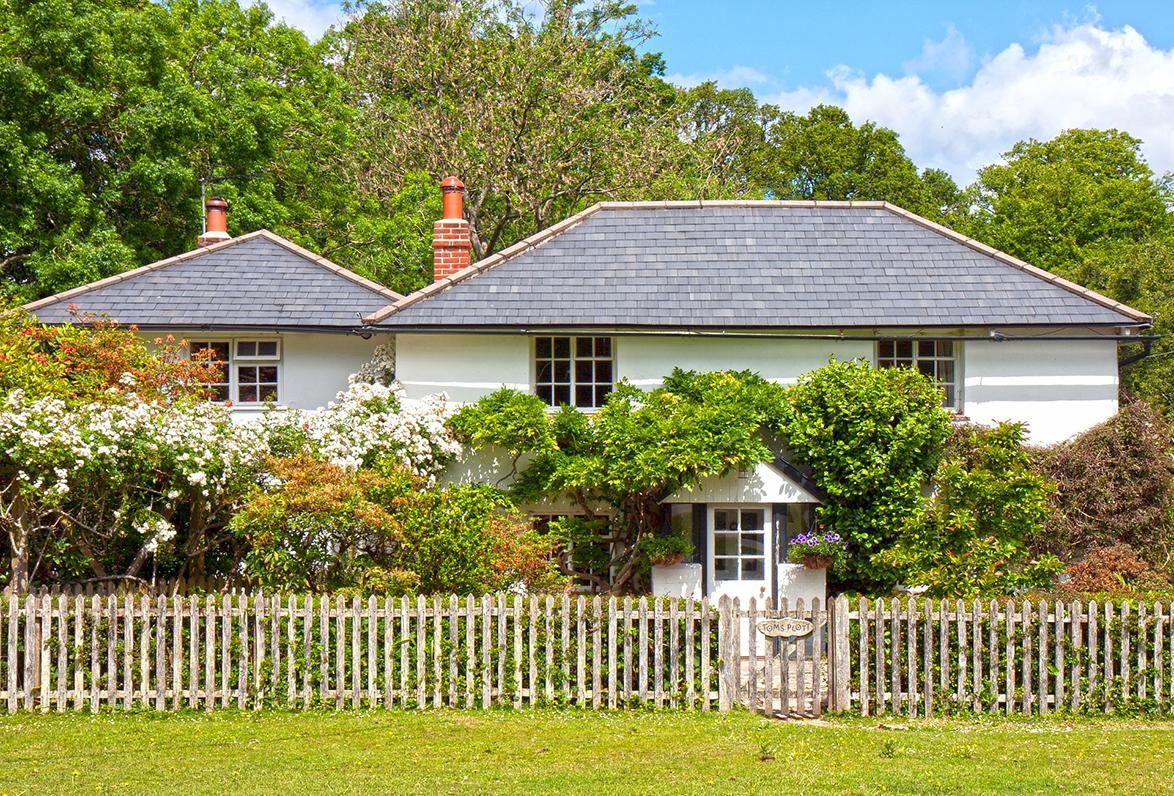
<box><xmin>831</xmin><ymin>595</ymin><xmax>850</xmax><ymax>712</ymax></box>
<box><xmin>717</xmin><ymin>595</ymin><xmax>732</xmax><ymax>712</ymax></box>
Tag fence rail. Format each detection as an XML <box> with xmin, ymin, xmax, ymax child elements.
<box><xmin>0</xmin><ymin>592</ymin><xmax>1170</xmax><ymax>715</ymax></box>
<box><xmin>850</xmin><ymin>597</ymin><xmax>1174</xmax><ymax>716</ymax></box>
<box><xmin>0</xmin><ymin>592</ymin><xmax>734</xmax><ymax>712</ymax></box>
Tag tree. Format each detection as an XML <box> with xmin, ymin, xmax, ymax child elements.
<box><xmin>961</xmin><ymin>129</ymin><xmax>1173</xmax><ymax>277</ymax></box>
<box><xmin>761</xmin><ymin>105</ymin><xmax>960</xmax><ymax>219</ymax></box>
<box><xmin>335</xmin><ymin>0</ymin><xmax>697</xmax><ymax>261</ymax></box>
<box><xmin>671</xmin><ymin>82</ymin><xmax>775</xmax><ymax>198</ymax></box>
<box><xmin>779</xmin><ymin>358</ymin><xmax>952</xmax><ymax>589</ymax></box>
<box><xmin>449</xmin><ymin>370</ymin><xmax>789</xmax><ymax>592</ymax></box>
<box><xmin>0</xmin><ymin>0</ymin><xmax>360</xmax><ymax>301</ymax></box>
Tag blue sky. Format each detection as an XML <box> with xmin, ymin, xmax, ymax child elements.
<box><xmin>258</xmin><ymin>0</ymin><xmax>1174</xmax><ymax>184</ymax></box>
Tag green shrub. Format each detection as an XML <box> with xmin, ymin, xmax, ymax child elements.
<box><xmin>779</xmin><ymin>358</ymin><xmax>952</xmax><ymax>589</ymax></box>
<box><xmin>875</xmin><ymin>422</ymin><xmax>1060</xmax><ymax>597</ymax></box>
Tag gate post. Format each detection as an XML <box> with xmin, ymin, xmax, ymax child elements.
<box><xmin>830</xmin><ymin>596</ymin><xmax>850</xmax><ymax>712</ymax></box>
<box><xmin>717</xmin><ymin>595</ymin><xmax>732</xmax><ymax>712</ymax></box>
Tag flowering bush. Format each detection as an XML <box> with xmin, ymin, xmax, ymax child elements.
<box><xmin>787</xmin><ymin>527</ymin><xmax>847</xmax><ymax>569</ymax></box>
<box><xmin>0</xmin><ymin>309</ymin><xmax>221</xmax><ymax>403</ymax></box>
<box><xmin>231</xmin><ymin>456</ymin><xmax>563</xmax><ymax>594</ymax></box>
<box><xmin>261</xmin><ymin>381</ymin><xmax>461</xmax><ymax>482</ymax></box>
<box><xmin>0</xmin><ymin>389</ymin><xmax>267</xmax><ymax>589</ymax></box>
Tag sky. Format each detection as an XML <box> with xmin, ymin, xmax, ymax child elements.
<box><xmin>254</xmin><ymin>0</ymin><xmax>1174</xmax><ymax>185</ymax></box>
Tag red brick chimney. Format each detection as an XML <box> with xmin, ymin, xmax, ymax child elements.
<box><xmin>197</xmin><ymin>197</ymin><xmax>231</xmax><ymax>248</ymax></box>
<box><xmin>433</xmin><ymin>176</ymin><xmax>470</xmax><ymax>281</ymax></box>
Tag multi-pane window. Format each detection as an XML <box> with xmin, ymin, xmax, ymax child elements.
<box><xmin>877</xmin><ymin>340</ymin><xmax>958</xmax><ymax>409</ymax></box>
<box><xmin>188</xmin><ymin>338</ymin><xmax>281</xmax><ymax>405</ymax></box>
<box><xmin>534</xmin><ymin>336</ymin><xmax>613</xmax><ymax>409</ymax></box>
<box><xmin>189</xmin><ymin>341</ymin><xmax>230</xmax><ymax>402</ymax></box>
<box><xmin>713</xmin><ymin>507</ymin><xmax>766</xmax><ymax>582</ymax></box>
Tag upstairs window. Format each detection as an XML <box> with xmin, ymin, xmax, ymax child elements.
<box><xmin>189</xmin><ymin>338</ymin><xmax>281</xmax><ymax>405</ymax></box>
<box><xmin>877</xmin><ymin>339</ymin><xmax>958</xmax><ymax>410</ymax></box>
<box><xmin>534</xmin><ymin>336</ymin><xmax>613</xmax><ymax>409</ymax></box>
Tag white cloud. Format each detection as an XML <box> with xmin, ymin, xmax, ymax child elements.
<box><xmin>903</xmin><ymin>23</ymin><xmax>974</xmax><ymax>82</ymax></box>
<box><xmin>249</xmin><ymin>0</ymin><xmax>342</xmax><ymax>40</ymax></box>
<box><xmin>768</xmin><ymin>23</ymin><xmax>1174</xmax><ymax>184</ymax></box>
<box><xmin>667</xmin><ymin>65</ymin><xmax>771</xmax><ymax>90</ymax></box>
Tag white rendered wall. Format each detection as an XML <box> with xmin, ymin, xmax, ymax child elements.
<box><xmin>391</xmin><ymin>332</ymin><xmax>1120</xmax><ymax>444</ymax></box>
<box><xmin>147</xmin><ymin>330</ymin><xmax>380</xmax><ymax>412</ymax></box>
<box><xmin>962</xmin><ymin>339</ymin><xmax>1118</xmax><ymax>446</ymax></box>
<box><xmin>617</xmin><ymin>336</ymin><xmax>874</xmax><ymax>389</ymax></box>
<box><xmin>279</xmin><ymin>332</ymin><xmax>382</xmax><ymax>410</ymax></box>
<box><xmin>396</xmin><ymin>334</ymin><xmax>530</xmax><ymax>403</ymax></box>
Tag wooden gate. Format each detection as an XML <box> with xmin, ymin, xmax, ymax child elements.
<box><xmin>718</xmin><ymin>596</ymin><xmax>851</xmax><ymax>717</ymax></box>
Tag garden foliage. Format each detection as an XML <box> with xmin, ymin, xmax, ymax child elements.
<box><xmin>449</xmin><ymin>369</ymin><xmax>789</xmax><ymax>591</ymax></box>
<box><xmin>876</xmin><ymin>422</ymin><xmax>1061</xmax><ymax>597</ymax></box>
<box><xmin>777</xmin><ymin>359</ymin><xmax>952</xmax><ymax>587</ymax></box>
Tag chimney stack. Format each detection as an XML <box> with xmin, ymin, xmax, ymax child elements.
<box><xmin>197</xmin><ymin>197</ymin><xmax>231</xmax><ymax>248</ymax></box>
<box><xmin>433</xmin><ymin>176</ymin><xmax>470</xmax><ymax>281</ymax></box>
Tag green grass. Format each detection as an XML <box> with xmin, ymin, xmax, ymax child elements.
<box><xmin>0</xmin><ymin>710</ymin><xmax>1171</xmax><ymax>795</ymax></box>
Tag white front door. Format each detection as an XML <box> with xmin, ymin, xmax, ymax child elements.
<box><xmin>707</xmin><ymin>506</ymin><xmax>772</xmax><ymax>604</ymax></box>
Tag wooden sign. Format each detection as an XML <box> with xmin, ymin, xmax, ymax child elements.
<box><xmin>757</xmin><ymin>617</ymin><xmax>814</xmax><ymax>638</ymax></box>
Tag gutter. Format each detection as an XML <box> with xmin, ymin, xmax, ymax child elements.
<box><xmin>1119</xmin><ymin>337</ymin><xmax>1156</xmax><ymax>368</ymax></box>
<box><xmin>365</xmin><ymin>325</ymin><xmax>1158</xmax><ymax>344</ymax></box>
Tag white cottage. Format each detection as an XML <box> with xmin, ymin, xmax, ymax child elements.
<box><xmin>368</xmin><ymin>180</ymin><xmax>1152</xmax><ymax>603</ymax></box>
<box><xmin>27</xmin><ymin>181</ymin><xmax>1153</xmax><ymax>603</ymax></box>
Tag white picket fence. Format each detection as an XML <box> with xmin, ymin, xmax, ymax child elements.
<box><xmin>0</xmin><ymin>592</ymin><xmax>743</xmax><ymax>712</ymax></box>
<box><xmin>849</xmin><ymin>598</ymin><xmax>1174</xmax><ymax>716</ymax></box>
<box><xmin>1</xmin><ymin>592</ymin><xmax>1170</xmax><ymax>715</ymax></box>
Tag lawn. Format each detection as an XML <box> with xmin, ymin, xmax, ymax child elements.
<box><xmin>0</xmin><ymin>710</ymin><xmax>1170</xmax><ymax>795</ymax></box>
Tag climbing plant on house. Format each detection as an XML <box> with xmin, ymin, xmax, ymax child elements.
<box><xmin>448</xmin><ymin>369</ymin><xmax>789</xmax><ymax>591</ymax></box>
<box><xmin>777</xmin><ymin>358</ymin><xmax>953</xmax><ymax>590</ymax></box>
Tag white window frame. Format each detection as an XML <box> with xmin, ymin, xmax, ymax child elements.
<box><xmin>531</xmin><ymin>335</ymin><xmax>616</xmax><ymax>410</ymax></box>
<box><xmin>188</xmin><ymin>336</ymin><xmax>283</xmax><ymax>407</ymax></box>
<box><xmin>710</xmin><ymin>505</ymin><xmax>769</xmax><ymax>583</ymax></box>
<box><xmin>876</xmin><ymin>339</ymin><xmax>962</xmax><ymax>411</ymax></box>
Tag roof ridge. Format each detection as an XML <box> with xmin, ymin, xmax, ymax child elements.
<box><xmin>252</xmin><ymin>231</ymin><xmax>402</xmax><ymax>303</ymax></box>
<box><xmin>24</xmin><ymin>230</ymin><xmax>401</xmax><ymax>315</ymax></box>
<box><xmin>878</xmin><ymin>203</ymin><xmax>1151</xmax><ymax>324</ymax></box>
<box><xmin>364</xmin><ymin>203</ymin><xmax>608</xmax><ymax>324</ymax></box>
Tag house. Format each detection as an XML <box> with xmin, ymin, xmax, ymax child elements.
<box><xmin>368</xmin><ymin>179</ymin><xmax>1151</xmax><ymax>604</ymax></box>
<box><xmin>27</xmin><ymin>178</ymin><xmax>1152</xmax><ymax>603</ymax></box>
<box><xmin>25</xmin><ymin>199</ymin><xmax>398</xmax><ymax>411</ymax></box>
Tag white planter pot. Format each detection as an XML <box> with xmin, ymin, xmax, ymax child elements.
<box><xmin>650</xmin><ymin>563</ymin><xmax>703</xmax><ymax>600</ymax></box>
<box><xmin>776</xmin><ymin>563</ymin><xmax>827</xmax><ymax>606</ymax></box>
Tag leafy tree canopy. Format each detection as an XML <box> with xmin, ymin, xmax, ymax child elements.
<box><xmin>760</xmin><ymin>105</ymin><xmax>961</xmax><ymax>220</ymax></box>
<box><xmin>960</xmin><ymin>128</ymin><xmax>1173</xmax><ymax>276</ymax></box>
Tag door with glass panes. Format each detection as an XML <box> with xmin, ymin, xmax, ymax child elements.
<box><xmin>707</xmin><ymin>505</ymin><xmax>772</xmax><ymax>603</ymax></box>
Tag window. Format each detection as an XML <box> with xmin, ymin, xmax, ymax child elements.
<box><xmin>713</xmin><ymin>507</ymin><xmax>766</xmax><ymax>582</ymax></box>
<box><xmin>189</xmin><ymin>341</ymin><xmax>230</xmax><ymax>402</ymax></box>
<box><xmin>534</xmin><ymin>336</ymin><xmax>613</xmax><ymax>409</ymax></box>
<box><xmin>877</xmin><ymin>339</ymin><xmax>958</xmax><ymax>409</ymax></box>
<box><xmin>188</xmin><ymin>338</ymin><xmax>281</xmax><ymax>405</ymax></box>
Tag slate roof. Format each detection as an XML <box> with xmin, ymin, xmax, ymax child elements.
<box><xmin>368</xmin><ymin>201</ymin><xmax>1148</xmax><ymax>329</ymax></box>
<box><xmin>26</xmin><ymin>231</ymin><xmax>401</xmax><ymax>330</ymax></box>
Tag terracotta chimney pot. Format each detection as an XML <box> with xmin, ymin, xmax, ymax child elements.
<box><xmin>197</xmin><ymin>197</ymin><xmax>231</xmax><ymax>248</ymax></box>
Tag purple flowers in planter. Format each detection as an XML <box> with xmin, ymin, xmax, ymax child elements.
<box><xmin>792</xmin><ymin>530</ymin><xmax>842</xmax><ymax>548</ymax></box>
<box><xmin>786</xmin><ymin>525</ymin><xmax>846</xmax><ymax>568</ymax></box>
